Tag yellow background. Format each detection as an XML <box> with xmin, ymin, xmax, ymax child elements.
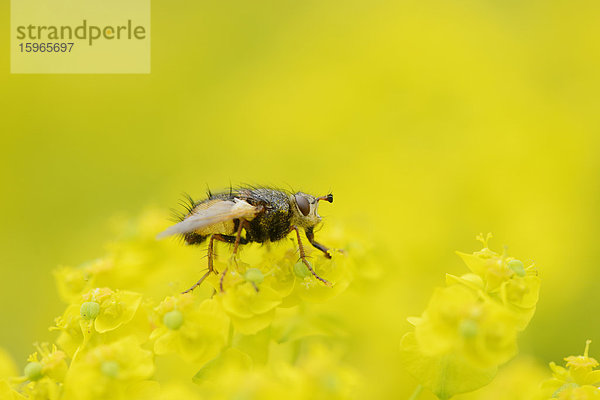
<box><xmin>1</xmin><ymin>0</ymin><xmax>600</xmax><ymax>397</ymax></box>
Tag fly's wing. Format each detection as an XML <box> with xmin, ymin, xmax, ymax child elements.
<box><xmin>156</xmin><ymin>199</ymin><xmax>259</xmax><ymax>239</ymax></box>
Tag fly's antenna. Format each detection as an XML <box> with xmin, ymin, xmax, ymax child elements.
<box><xmin>229</xmin><ymin>179</ymin><xmax>233</xmax><ymax>196</ymax></box>
<box><xmin>206</xmin><ymin>184</ymin><xmax>213</xmax><ymax>198</ymax></box>
<box><xmin>316</xmin><ymin>194</ymin><xmax>333</xmax><ymax>203</ymax></box>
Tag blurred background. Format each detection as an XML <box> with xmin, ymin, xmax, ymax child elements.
<box><xmin>1</xmin><ymin>0</ymin><xmax>600</xmax><ymax>397</ymax></box>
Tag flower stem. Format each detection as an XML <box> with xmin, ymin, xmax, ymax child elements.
<box><xmin>409</xmin><ymin>384</ymin><xmax>423</xmax><ymax>400</ymax></box>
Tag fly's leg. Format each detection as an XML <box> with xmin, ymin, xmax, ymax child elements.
<box><xmin>219</xmin><ymin>269</ymin><xmax>227</xmax><ymax>292</ymax></box>
<box><xmin>221</xmin><ymin>219</ymin><xmax>247</xmax><ymax>292</ymax></box>
<box><xmin>293</xmin><ymin>226</ymin><xmax>332</xmax><ymax>287</ymax></box>
<box><xmin>232</xmin><ymin>219</ymin><xmax>247</xmax><ymax>256</ymax></box>
<box><xmin>182</xmin><ymin>234</ymin><xmax>226</xmax><ymax>294</ymax></box>
<box><xmin>181</xmin><ymin>270</ymin><xmax>212</xmax><ymax>294</ymax></box>
<box><xmin>305</xmin><ymin>227</ymin><xmax>332</xmax><ymax>259</ymax></box>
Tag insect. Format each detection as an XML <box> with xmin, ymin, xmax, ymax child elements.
<box><xmin>157</xmin><ymin>187</ymin><xmax>334</xmax><ymax>293</ymax></box>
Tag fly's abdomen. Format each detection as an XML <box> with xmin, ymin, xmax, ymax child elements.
<box><xmin>246</xmin><ymin>210</ymin><xmax>291</xmax><ymax>242</ymax></box>
<box><xmin>184</xmin><ymin>232</ymin><xmax>207</xmax><ymax>245</ymax></box>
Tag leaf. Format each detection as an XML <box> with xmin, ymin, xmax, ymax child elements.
<box><xmin>399</xmin><ymin>332</ymin><xmax>497</xmax><ymax>399</ymax></box>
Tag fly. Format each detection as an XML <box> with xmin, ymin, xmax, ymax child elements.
<box><xmin>157</xmin><ymin>187</ymin><xmax>334</xmax><ymax>292</ymax></box>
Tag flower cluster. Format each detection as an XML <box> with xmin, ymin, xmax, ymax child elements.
<box><xmin>540</xmin><ymin>340</ymin><xmax>600</xmax><ymax>399</ymax></box>
<box><xmin>0</xmin><ymin>209</ymin><xmax>357</xmax><ymax>400</ymax></box>
<box><xmin>399</xmin><ymin>234</ymin><xmax>541</xmax><ymax>399</ymax></box>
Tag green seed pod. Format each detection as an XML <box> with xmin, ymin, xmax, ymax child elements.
<box><xmin>459</xmin><ymin>319</ymin><xmax>478</xmax><ymax>338</ymax></box>
<box><xmin>80</xmin><ymin>301</ymin><xmax>101</xmax><ymax>320</ymax></box>
<box><xmin>508</xmin><ymin>259</ymin><xmax>526</xmax><ymax>277</ymax></box>
<box><xmin>294</xmin><ymin>261</ymin><xmax>311</xmax><ymax>278</ymax></box>
<box><xmin>244</xmin><ymin>268</ymin><xmax>264</xmax><ymax>284</ymax></box>
<box><xmin>101</xmin><ymin>360</ymin><xmax>120</xmax><ymax>378</ymax></box>
<box><xmin>163</xmin><ymin>310</ymin><xmax>184</xmax><ymax>330</ymax></box>
<box><xmin>24</xmin><ymin>361</ymin><xmax>44</xmax><ymax>381</ymax></box>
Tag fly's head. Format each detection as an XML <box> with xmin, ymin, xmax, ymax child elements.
<box><xmin>290</xmin><ymin>192</ymin><xmax>333</xmax><ymax>229</ymax></box>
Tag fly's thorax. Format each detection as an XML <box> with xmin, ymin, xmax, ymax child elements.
<box><xmin>289</xmin><ymin>192</ymin><xmax>322</xmax><ymax>228</ymax></box>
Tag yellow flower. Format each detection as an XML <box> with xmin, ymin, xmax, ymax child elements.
<box><xmin>212</xmin><ymin>252</ymin><xmax>291</xmax><ymax>334</ymax></box>
<box><xmin>564</xmin><ymin>342</ymin><xmax>600</xmax><ymax>387</ymax></box>
<box><xmin>217</xmin><ymin>261</ymin><xmax>284</xmax><ymax>334</ymax></box>
<box><xmin>400</xmin><ymin>235</ymin><xmax>540</xmax><ymax>399</ymax></box>
<box><xmin>25</xmin><ymin>343</ymin><xmax>68</xmax><ymax>382</ymax></box>
<box><xmin>62</xmin><ymin>336</ymin><xmax>156</xmax><ymax>400</ymax></box>
<box><xmin>53</xmin><ymin>288</ymin><xmax>146</xmax><ymax>357</ymax></box>
<box><xmin>289</xmin><ymin>250</ymin><xmax>351</xmax><ymax>304</ymax></box>
<box><xmin>412</xmin><ymin>284</ymin><xmax>518</xmax><ymax>368</ymax></box>
<box><xmin>447</xmin><ymin>270</ymin><xmax>540</xmax><ymax>332</ymax></box>
<box><xmin>214</xmin><ymin>245</ymin><xmax>350</xmax><ymax>334</ymax></box>
<box><xmin>150</xmin><ymin>294</ymin><xmax>229</xmax><ymax>365</ymax></box>
<box><xmin>83</xmin><ymin>288</ymin><xmax>143</xmax><ymax>333</ymax></box>
<box><xmin>454</xmin><ymin>234</ymin><xmax>540</xmax><ymax>331</ymax></box>
<box><xmin>541</xmin><ymin>340</ymin><xmax>600</xmax><ymax>399</ymax></box>
<box><xmin>23</xmin><ymin>209</ymin><xmax>358</xmax><ymax>400</ymax></box>
<box><xmin>7</xmin><ymin>343</ymin><xmax>68</xmax><ymax>400</ymax></box>
<box><xmin>216</xmin><ymin>253</ymin><xmax>347</xmax><ymax>334</ymax></box>
<box><xmin>456</xmin><ymin>234</ymin><xmax>539</xmax><ymax>297</ymax></box>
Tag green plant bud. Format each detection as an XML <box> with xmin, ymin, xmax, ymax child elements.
<box><xmin>163</xmin><ymin>310</ymin><xmax>184</xmax><ymax>330</ymax></box>
<box><xmin>459</xmin><ymin>319</ymin><xmax>478</xmax><ymax>338</ymax></box>
<box><xmin>101</xmin><ymin>360</ymin><xmax>120</xmax><ymax>378</ymax></box>
<box><xmin>24</xmin><ymin>361</ymin><xmax>44</xmax><ymax>381</ymax></box>
<box><xmin>80</xmin><ymin>301</ymin><xmax>101</xmax><ymax>320</ymax></box>
<box><xmin>508</xmin><ymin>259</ymin><xmax>526</xmax><ymax>277</ymax></box>
<box><xmin>244</xmin><ymin>268</ymin><xmax>264</xmax><ymax>284</ymax></box>
<box><xmin>294</xmin><ymin>261</ymin><xmax>311</xmax><ymax>278</ymax></box>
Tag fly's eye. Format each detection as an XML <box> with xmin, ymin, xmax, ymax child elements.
<box><xmin>295</xmin><ymin>194</ymin><xmax>310</xmax><ymax>216</ymax></box>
